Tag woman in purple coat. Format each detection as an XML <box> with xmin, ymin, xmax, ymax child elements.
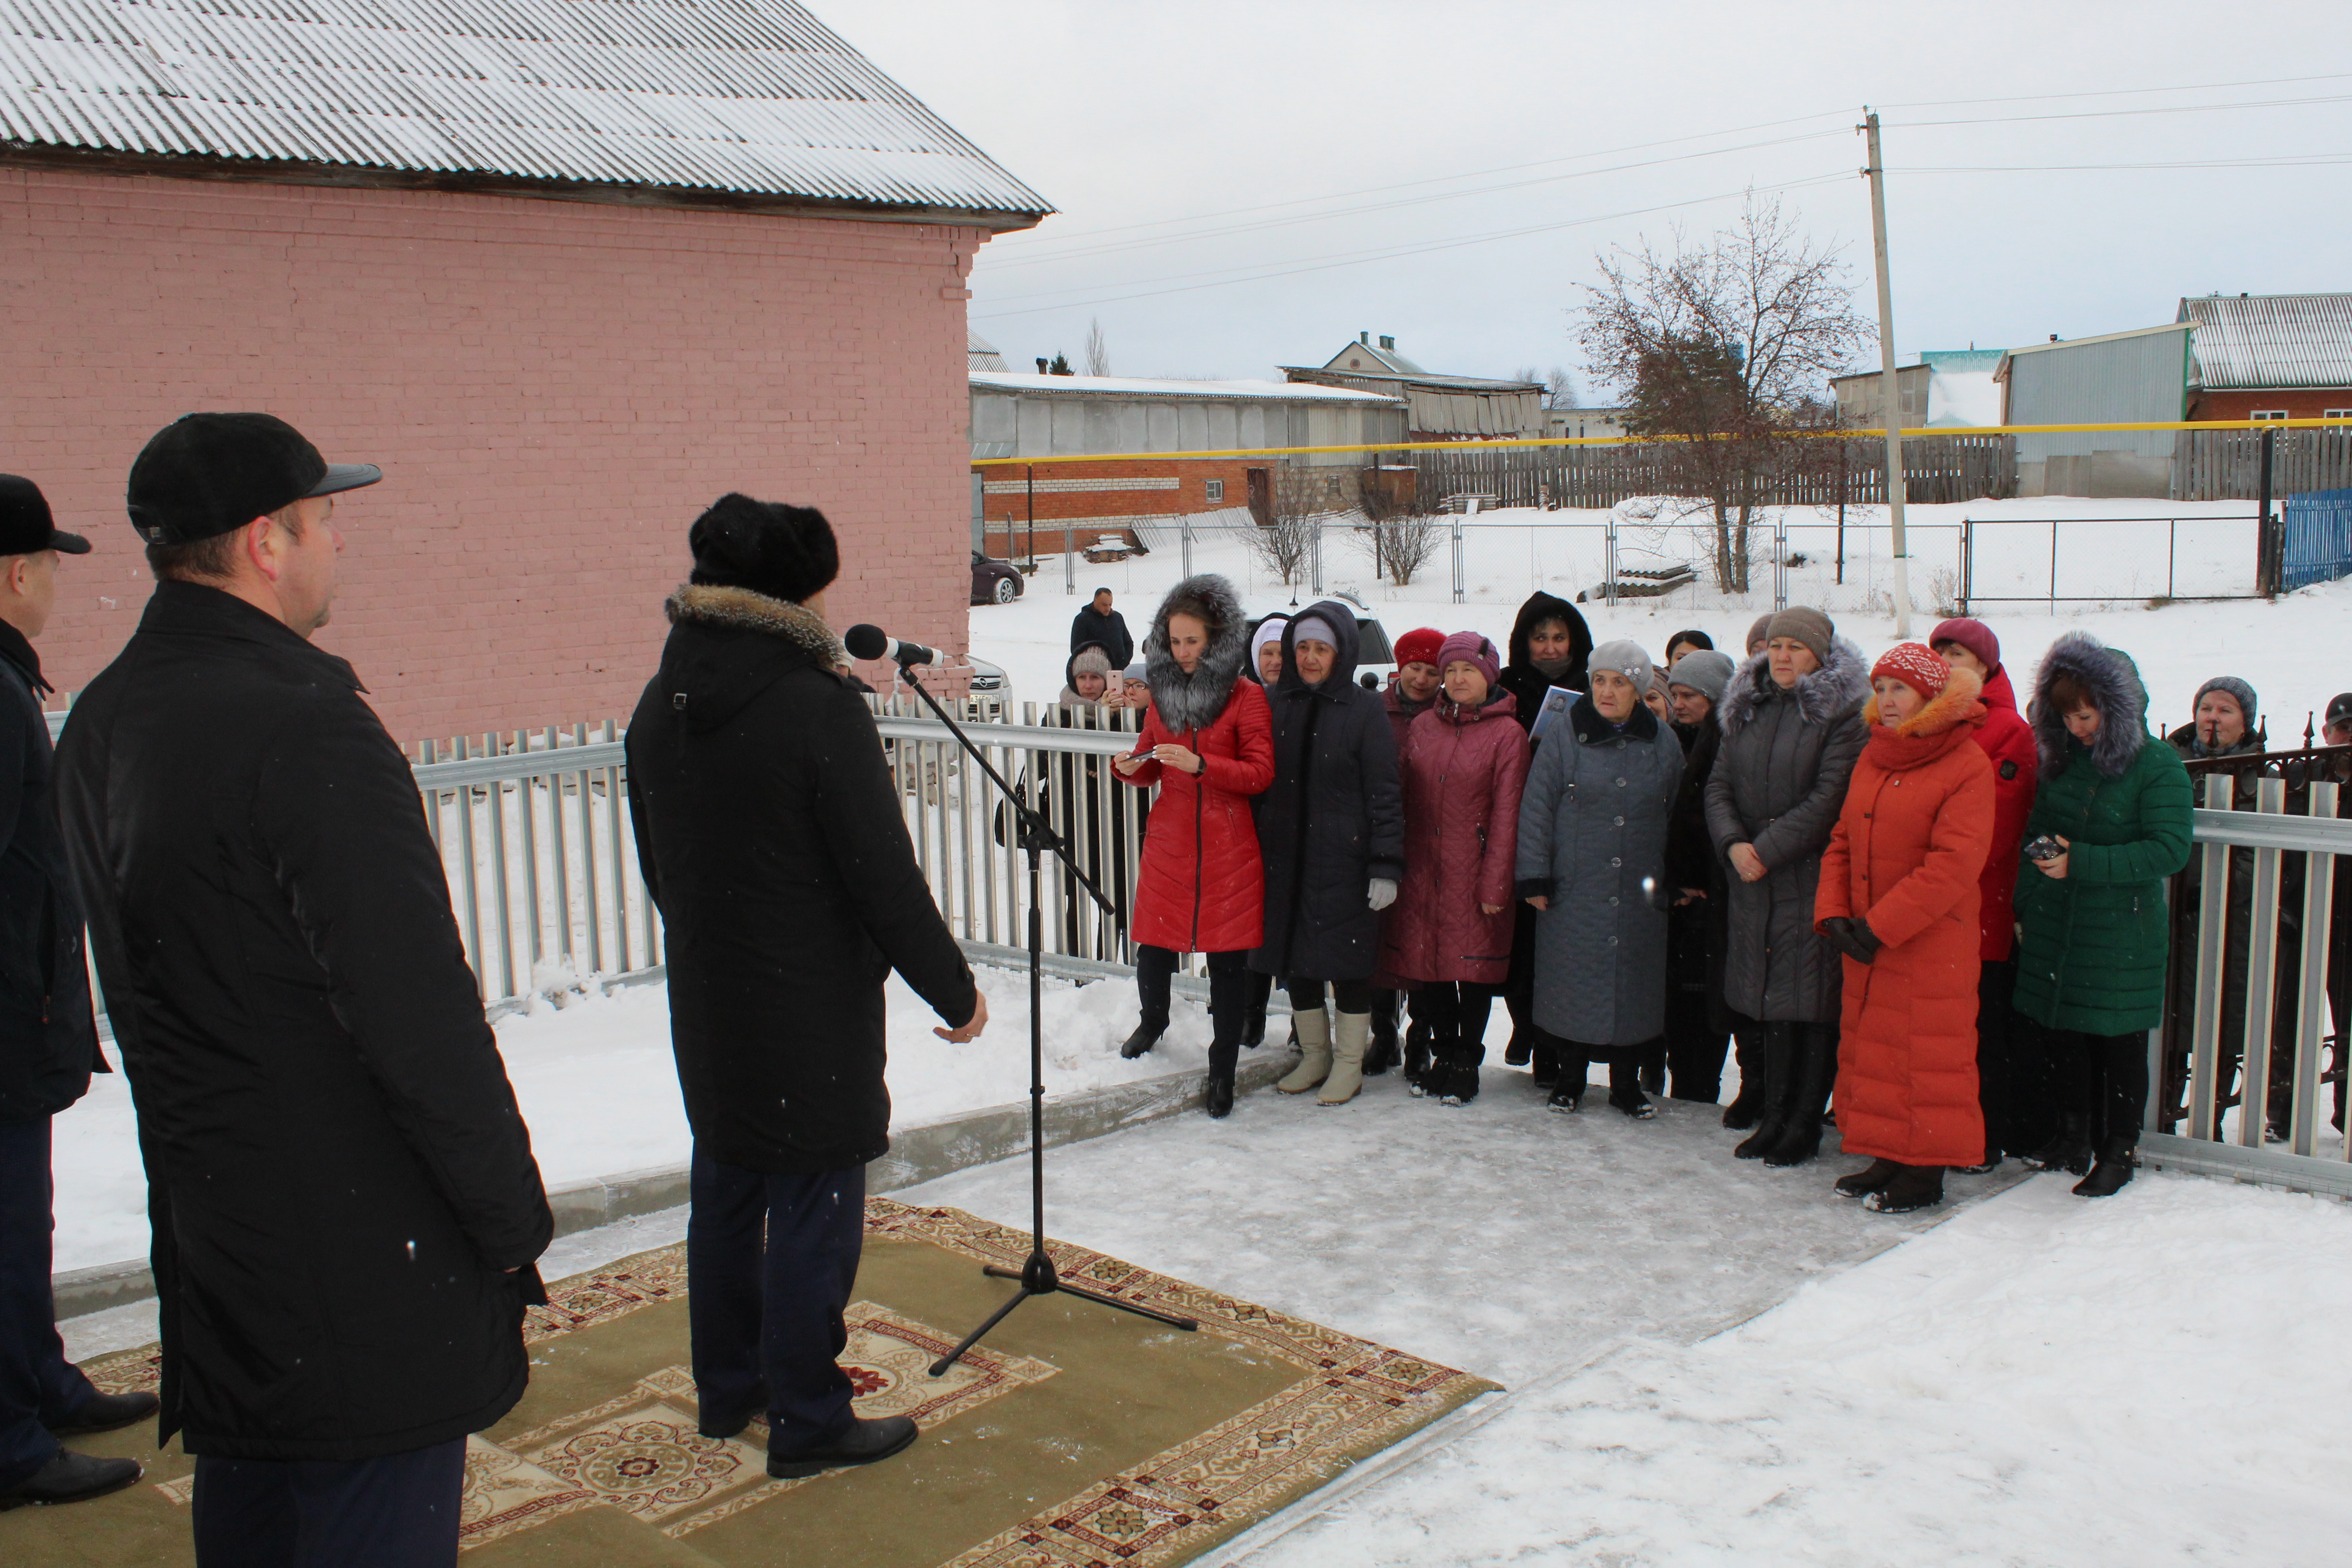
<box><xmin>1380</xmin><ymin>632</ymin><xmax>1530</xmax><ymax>1106</ymax></box>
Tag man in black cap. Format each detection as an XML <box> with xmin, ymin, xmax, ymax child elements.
<box><xmin>54</xmin><ymin>416</ymin><xmax>553</xmax><ymax>1565</ymax></box>
<box><xmin>627</xmin><ymin>494</ymin><xmax>984</xmax><ymax>1480</ymax></box>
<box><xmin>0</xmin><ymin>476</ymin><xmax>156</xmax><ymax>1509</ymax></box>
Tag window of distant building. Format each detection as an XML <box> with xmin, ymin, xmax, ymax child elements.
<box><xmin>1205</xmin><ymin>479</ymin><xmax>1225</xmax><ymax>502</ymax></box>
<box><xmin>2250</xmin><ymin>409</ymin><xmax>2289</xmax><ymax>421</ymax></box>
<box><xmin>2325</xmin><ymin>408</ymin><xmax>2352</xmax><ymax>420</ymax></box>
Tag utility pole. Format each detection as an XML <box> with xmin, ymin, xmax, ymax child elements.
<box><xmin>1862</xmin><ymin>109</ymin><xmax>1913</xmax><ymax>637</ymax></box>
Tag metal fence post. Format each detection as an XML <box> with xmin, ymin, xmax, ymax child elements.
<box><xmin>1451</xmin><ymin>511</ymin><xmax>1465</xmax><ymax>604</ymax></box>
<box><xmin>1604</xmin><ymin>513</ymin><xmax>1618</xmax><ymax>608</ymax></box>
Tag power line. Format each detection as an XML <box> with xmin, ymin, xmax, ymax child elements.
<box><xmin>1897</xmin><ymin>153</ymin><xmax>2352</xmax><ymax>172</ymax></box>
<box><xmin>1891</xmin><ymin>90</ymin><xmax>2352</xmax><ymax>129</ymax></box>
<box><xmin>972</xmin><ymin>173</ymin><xmax>1851</xmax><ymax>321</ymax></box>
<box><xmin>1881</xmin><ymin>69</ymin><xmax>2352</xmax><ymax>110</ymax></box>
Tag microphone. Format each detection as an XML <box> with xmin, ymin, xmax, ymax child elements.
<box><xmin>844</xmin><ymin>624</ymin><xmax>938</xmax><ymax>665</ymax></box>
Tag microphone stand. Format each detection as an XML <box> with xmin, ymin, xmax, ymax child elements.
<box><xmin>885</xmin><ymin>654</ymin><xmax>1200</xmax><ymax>1375</ymax></box>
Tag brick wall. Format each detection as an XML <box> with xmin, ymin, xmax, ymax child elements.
<box><xmin>2189</xmin><ymin>388</ymin><xmax>2352</xmax><ymax>421</ymax></box>
<box><xmin>0</xmin><ymin>168</ymin><xmax>987</xmax><ymax>741</ymax></box>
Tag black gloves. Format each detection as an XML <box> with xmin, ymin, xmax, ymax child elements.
<box><xmin>1823</xmin><ymin>916</ymin><xmax>1882</xmax><ymax>964</ymax></box>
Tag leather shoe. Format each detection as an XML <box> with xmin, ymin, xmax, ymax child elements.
<box><xmin>48</xmin><ymin>1390</ymin><xmax>159</xmax><ymax>1438</ymax></box>
<box><xmin>1</xmin><ymin>1450</ymin><xmax>142</xmax><ymax>1508</ymax></box>
<box><xmin>768</xmin><ymin>1415</ymin><xmax>917</xmax><ymax>1479</ymax></box>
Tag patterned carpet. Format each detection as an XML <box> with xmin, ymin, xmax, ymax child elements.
<box><xmin>15</xmin><ymin>1198</ymin><xmax>1494</xmax><ymax>1568</ymax></box>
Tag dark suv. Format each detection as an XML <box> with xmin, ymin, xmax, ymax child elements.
<box><xmin>971</xmin><ymin>551</ymin><xmax>1025</xmax><ymax>605</ymax></box>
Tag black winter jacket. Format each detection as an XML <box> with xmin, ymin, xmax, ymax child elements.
<box><xmin>1250</xmin><ymin>601</ymin><xmax>1405</xmax><ymax>980</ymax></box>
<box><xmin>55</xmin><ymin>581</ymin><xmax>552</xmax><ymax>1460</ymax></box>
<box><xmin>1069</xmin><ymin>603</ymin><xmax>1135</xmax><ymax>669</ymax></box>
<box><xmin>627</xmin><ymin>585</ymin><xmax>976</xmax><ymax>1174</ymax></box>
<box><xmin>1496</xmin><ymin>590</ymin><xmax>1594</xmax><ymax>739</ymax></box>
<box><xmin>0</xmin><ymin>621</ymin><xmax>105</xmax><ymax>1124</ymax></box>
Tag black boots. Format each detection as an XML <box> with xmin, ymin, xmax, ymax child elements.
<box><xmin>1403</xmin><ymin>1026</ymin><xmax>1433</xmax><ymax>1094</ymax></box>
<box><xmin>2021</xmin><ymin>1113</ymin><xmax>2094</xmax><ymax>1176</ymax></box>
<box><xmin>1119</xmin><ymin>1024</ymin><xmax>1162</xmax><ymax>1059</ymax></box>
<box><xmin>1833</xmin><ymin>1158</ymin><xmax>1901</xmax><ymax>1198</ymax></box>
<box><xmin>1239</xmin><ymin>1006</ymin><xmax>1266</xmax><ymax>1048</ymax></box>
<box><xmin>1721</xmin><ymin>1030</ymin><xmax>1762</xmax><ymax>1129</ymax></box>
<box><xmin>2073</xmin><ymin>1138</ymin><xmax>2135</xmax><ymax>1197</ymax></box>
<box><xmin>1530</xmin><ymin>1044</ymin><xmax>1561</xmax><ymax>1088</ymax></box>
<box><xmin>1733</xmin><ymin>1028</ymin><xmax>1793</xmax><ymax>1159</ymax></box>
<box><xmin>1863</xmin><ymin>1164</ymin><xmax>1945</xmax><ymax>1214</ymax></box>
<box><xmin>1364</xmin><ymin>992</ymin><xmax>1399</xmax><ymax>1076</ymax></box>
<box><xmin>1205</xmin><ymin>1073</ymin><xmax>1235</xmax><ymax>1118</ymax></box>
<box><xmin>1762</xmin><ymin>1030</ymin><xmax>1836</xmax><ymax>1167</ymax></box>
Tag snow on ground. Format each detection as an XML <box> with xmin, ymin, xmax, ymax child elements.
<box><xmin>975</xmin><ymin>499</ymin><xmax>2351</xmax><ymax>745</ymax></box>
<box><xmin>899</xmin><ymin>1083</ymin><xmax>2352</xmax><ymax>1567</ymax></box>
<box><xmin>48</xmin><ymin>961</ymin><xmax>1207</xmax><ymax>1274</ymax></box>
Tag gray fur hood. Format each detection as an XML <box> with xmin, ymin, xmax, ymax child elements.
<box><xmin>666</xmin><ymin>583</ymin><xmax>849</xmax><ymax>669</ymax></box>
<box><xmin>2031</xmin><ymin>631</ymin><xmax>2151</xmax><ymax>778</ymax></box>
<box><xmin>1143</xmin><ymin>573</ymin><xmax>1250</xmax><ymax>731</ymax></box>
<box><xmin>1717</xmin><ymin>635</ymin><xmax>1869</xmax><ymax>738</ymax></box>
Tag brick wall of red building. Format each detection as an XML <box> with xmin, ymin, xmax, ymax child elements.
<box><xmin>0</xmin><ymin>167</ymin><xmax>987</xmax><ymax>740</ymax></box>
<box><xmin>2189</xmin><ymin>388</ymin><xmax>2352</xmax><ymax>421</ymax></box>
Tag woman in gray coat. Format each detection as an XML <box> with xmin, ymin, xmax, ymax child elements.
<box><xmin>1703</xmin><ymin>607</ymin><xmax>1870</xmax><ymax>1166</ymax></box>
<box><xmin>1516</xmin><ymin>641</ymin><xmax>1684</xmax><ymax>1118</ymax></box>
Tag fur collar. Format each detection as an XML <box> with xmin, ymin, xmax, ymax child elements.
<box><xmin>1863</xmin><ymin>667</ymin><xmax>1984</xmax><ymax>770</ymax></box>
<box><xmin>666</xmin><ymin>583</ymin><xmax>848</xmax><ymax>670</ymax></box>
<box><xmin>1143</xmin><ymin>573</ymin><xmax>1250</xmax><ymax>732</ymax></box>
<box><xmin>1718</xmin><ymin>635</ymin><xmax>1869</xmax><ymax>739</ymax></box>
<box><xmin>1568</xmin><ymin>691</ymin><xmax>1661</xmax><ymax>746</ymax></box>
<box><xmin>2031</xmin><ymin>631</ymin><xmax>2150</xmax><ymax>778</ymax></box>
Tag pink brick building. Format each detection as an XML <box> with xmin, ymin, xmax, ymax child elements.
<box><xmin>0</xmin><ymin>0</ymin><xmax>1047</xmax><ymax>742</ymax></box>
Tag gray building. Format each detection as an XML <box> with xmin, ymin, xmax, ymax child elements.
<box><xmin>1994</xmin><ymin>323</ymin><xmax>2195</xmax><ymax>497</ymax></box>
<box><xmin>1282</xmin><ymin>334</ymin><xmax>1548</xmax><ymax>439</ymax></box>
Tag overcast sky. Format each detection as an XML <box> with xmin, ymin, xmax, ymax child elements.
<box><xmin>827</xmin><ymin>0</ymin><xmax>2352</xmax><ymax>400</ymax></box>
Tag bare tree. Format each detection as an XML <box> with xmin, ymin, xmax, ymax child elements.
<box><xmin>1348</xmin><ymin>513</ymin><xmax>1444</xmax><ymax>587</ymax></box>
<box><xmin>1084</xmin><ymin>317</ymin><xmax>1111</xmax><ymax>377</ymax></box>
<box><xmin>1249</xmin><ymin>513</ymin><xmax>1322</xmax><ymax>588</ymax></box>
<box><xmin>1512</xmin><ymin>364</ymin><xmax>1581</xmax><ymax>410</ymax></box>
<box><xmin>1577</xmin><ymin>194</ymin><xmax>1868</xmax><ymax>591</ymax></box>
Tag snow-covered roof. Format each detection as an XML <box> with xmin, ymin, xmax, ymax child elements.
<box><xmin>969</xmin><ymin>372</ymin><xmax>1402</xmax><ymax>405</ymax></box>
<box><xmin>0</xmin><ymin>0</ymin><xmax>1050</xmax><ymax>223</ymax></box>
<box><xmin>2178</xmin><ymin>293</ymin><xmax>2352</xmax><ymax>391</ymax></box>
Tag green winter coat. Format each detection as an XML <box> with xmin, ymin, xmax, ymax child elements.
<box><xmin>2010</xmin><ymin>636</ymin><xmax>2193</xmax><ymax>1035</ymax></box>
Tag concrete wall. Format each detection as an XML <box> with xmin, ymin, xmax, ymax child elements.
<box><xmin>0</xmin><ymin>168</ymin><xmax>987</xmax><ymax>740</ymax></box>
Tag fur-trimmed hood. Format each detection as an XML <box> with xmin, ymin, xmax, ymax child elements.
<box><xmin>1718</xmin><ymin>635</ymin><xmax>1870</xmax><ymax>738</ymax></box>
<box><xmin>2030</xmin><ymin>631</ymin><xmax>2150</xmax><ymax>778</ymax></box>
<box><xmin>666</xmin><ymin>582</ymin><xmax>849</xmax><ymax>669</ymax></box>
<box><xmin>1142</xmin><ymin>573</ymin><xmax>1250</xmax><ymax>732</ymax></box>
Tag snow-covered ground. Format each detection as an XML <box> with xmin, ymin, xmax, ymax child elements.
<box><xmin>48</xmin><ymin>960</ymin><xmax>1219</xmax><ymax>1274</ymax></box>
<box><xmin>975</xmin><ymin>498</ymin><xmax>2351</xmax><ymax>746</ymax></box>
<box><xmin>897</xmin><ymin>1087</ymin><xmax>2352</xmax><ymax>1568</ymax></box>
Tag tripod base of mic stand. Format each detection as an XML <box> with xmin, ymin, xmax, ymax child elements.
<box><xmin>927</xmin><ymin>1252</ymin><xmax>1200</xmax><ymax>1377</ymax></box>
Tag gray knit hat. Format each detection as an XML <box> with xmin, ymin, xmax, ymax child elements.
<box><xmin>1765</xmin><ymin>607</ymin><xmax>1833</xmax><ymax>666</ymax></box>
<box><xmin>2193</xmin><ymin>675</ymin><xmax>2257</xmax><ymax>729</ymax></box>
<box><xmin>1588</xmin><ymin>638</ymin><xmax>1653</xmax><ymax>692</ymax></box>
<box><xmin>1668</xmin><ymin>649</ymin><xmax>1736</xmax><ymax>706</ymax></box>
<box><xmin>1745</xmin><ymin>612</ymin><xmax>1775</xmax><ymax>656</ymax></box>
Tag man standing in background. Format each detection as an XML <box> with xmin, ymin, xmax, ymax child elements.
<box><xmin>1071</xmin><ymin>586</ymin><xmax>1135</xmax><ymax>668</ymax></box>
<box><xmin>0</xmin><ymin>476</ymin><xmax>154</xmax><ymax>1509</ymax></box>
<box><xmin>56</xmin><ymin>416</ymin><xmax>552</xmax><ymax>1565</ymax></box>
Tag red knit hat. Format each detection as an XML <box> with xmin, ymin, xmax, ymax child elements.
<box><xmin>1928</xmin><ymin>617</ymin><xmax>1999</xmax><ymax>673</ymax></box>
<box><xmin>1394</xmin><ymin>627</ymin><xmax>1445</xmax><ymax>670</ymax></box>
<box><xmin>1872</xmin><ymin>642</ymin><xmax>1950</xmax><ymax>703</ymax></box>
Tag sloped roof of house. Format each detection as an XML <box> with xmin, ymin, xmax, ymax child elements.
<box><xmin>2178</xmin><ymin>293</ymin><xmax>2352</xmax><ymax>390</ymax></box>
<box><xmin>970</xmin><ymin>372</ymin><xmax>1402</xmax><ymax>405</ymax></box>
<box><xmin>0</xmin><ymin>0</ymin><xmax>1049</xmax><ymax>224</ymax></box>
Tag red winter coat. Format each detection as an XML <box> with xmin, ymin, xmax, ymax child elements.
<box><xmin>1817</xmin><ymin>670</ymin><xmax>1996</xmax><ymax>1167</ymax></box>
<box><xmin>1380</xmin><ymin>691</ymin><xmax>1529</xmax><ymax>985</ymax></box>
<box><xmin>1970</xmin><ymin>665</ymin><xmax>2038</xmax><ymax>960</ymax></box>
<box><xmin>1120</xmin><ymin>677</ymin><xmax>1274</xmax><ymax>953</ymax></box>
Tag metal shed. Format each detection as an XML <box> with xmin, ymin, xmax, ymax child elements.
<box><xmin>1995</xmin><ymin>323</ymin><xmax>2194</xmax><ymax>497</ymax></box>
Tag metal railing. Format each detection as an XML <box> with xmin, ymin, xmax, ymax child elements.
<box><xmin>2141</xmin><ymin>767</ymin><xmax>2351</xmax><ymax>1196</ymax></box>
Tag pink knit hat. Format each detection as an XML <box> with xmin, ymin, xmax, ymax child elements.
<box><xmin>1436</xmin><ymin>631</ymin><xmax>1500</xmax><ymax>689</ymax></box>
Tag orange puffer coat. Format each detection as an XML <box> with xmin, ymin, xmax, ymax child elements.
<box><xmin>1816</xmin><ymin>669</ymin><xmax>1997</xmax><ymax>1166</ymax></box>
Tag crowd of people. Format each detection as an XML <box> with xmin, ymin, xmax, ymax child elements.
<box><xmin>1072</xmin><ymin>573</ymin><xmax>2350</xmax><ymax>1222</ymax></box>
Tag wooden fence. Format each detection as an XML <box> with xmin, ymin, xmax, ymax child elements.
<box><xmin>2173</xmin><ymin>428</ymin><xmax>2352</xmax><ymax>502</ymax></box>
<box><xmin>1402</xmin><ymin>435</ymin><xmax>2016</xmax><ymax>512</ymax></box>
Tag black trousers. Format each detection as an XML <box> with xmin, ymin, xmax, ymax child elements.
<box><xmin>191</xmin><ymin>1439</ymin><xmax>466</xmax><ymax>1568</ymax></box>
<box><xmin>0</xmin><ymin>1116</ymin><xmax>98</xmax><ymax>1491</ymax></box>
<box><xmin>1544</xmin><ymin>1031</ymin><xmax>1653</xmax><ymax>1098</ymax></box>
<box><xmin>1413</xmin><ymin>982</ymin><xmax>1499</xmax><ymax>1064</ymax></box>
<box><xmin>1976</xmin><ymin>958</ymin><xmax>2023</xmax><ymax>1157</ymax></box>
<box><xmin>1136</xmin><ymin>946</ymin><xmax>1250</xmax><ymax>1077</ymax></box>
<box><xmin>1661</xmin><ymin>988</ymin><xmax>1729</xmax><ymax>1102</ymax></box>
<box><xmin>687</xmin><ymin>1153</ymin><xmax>866</xmax><ymax>1454</ymax></box>
<box><xmin>2045</xmin><ymin>1027</ymin><xmax>2151</xmax><ymax>1147</ymax></box>
<box><xmin>1284</xmin><ymin>976</ymin><xmax>1375</xmax><ymax>1015</ymax></box>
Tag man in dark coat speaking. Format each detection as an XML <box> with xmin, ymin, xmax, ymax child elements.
<box><xmin>627</xmin><ymin>496</ymin><xmax>985</xmax><ymax>1480</ymax></box>
<box><xmin>0</xmin><ymin>476</ymin><xmax>154</xmax><ymax>1510</ymax></box>
<box><xmin>56</xmin><ymin>415</ymin><xmax>553</xmax><ymax>1565</ymax></box>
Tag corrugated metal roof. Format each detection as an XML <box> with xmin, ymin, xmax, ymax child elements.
<box><xmin>0</xmin><ymin>0</ymin><xmax>1051</xmax><ymax>220</ymax></box>
<box><xmin>2178</xmin><ymin>294</ymin><xmax>2352</xmax><ymax>390</ymax></box>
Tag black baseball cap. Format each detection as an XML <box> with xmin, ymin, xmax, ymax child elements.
<box><xmin>2327</xmin><ymin>692</ymin><xmax>2352</xmax><ymax>730</ymax></box>
<box><xmin>0</xmin><ymin>475</ymin><xmax>91</xmax><ymax>555</ymax></box>
<box><xmin>126</xmin><ymin>413</ymin><xmax>380</xmax><ymax>546</ymax></box>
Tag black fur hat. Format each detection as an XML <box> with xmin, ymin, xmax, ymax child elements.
<box><xmin>687</xmin><ymin>493</ymin><xmax>838</xmax><ymax>604</ymax></box>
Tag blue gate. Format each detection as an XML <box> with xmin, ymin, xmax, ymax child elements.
<box><xmin>2282</xmin><ymin>488</ymin><xmax>2352</xmax><ymax>590</ymax></box>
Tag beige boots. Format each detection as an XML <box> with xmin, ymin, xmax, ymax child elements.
<box><xmin>1276</xmin><ymin>1008</ymin><xmax>1331</xmax><ymax>1094</ymax></box>
<box><xmin>1275</xmin><ymin>1008</ymin><xmax>1372</xmax><ymax>1105</ymax></box>
<box><xmin>1318</xmin><ymin>1012</ymin><xmax>1371</xmax><ymax>1105</ymax></box>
